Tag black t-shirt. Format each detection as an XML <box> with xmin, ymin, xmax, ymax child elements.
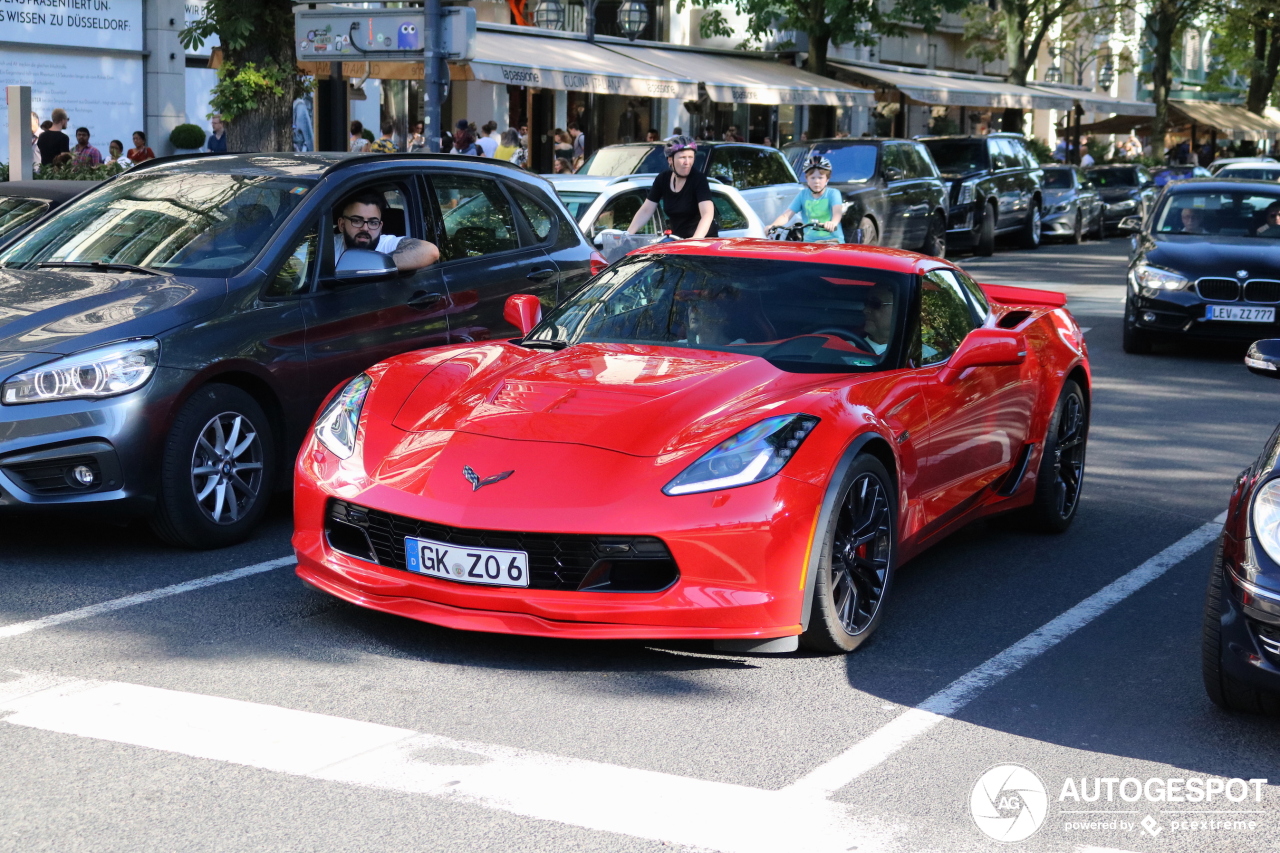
<box><xmin>36</xmin><ymin>130</ymin><xmax>69</xmax><ymax>165</ymax></box>
<box><xmin>646</xmin><ymin>170</ymin><xmax>719</xmax><ymax>239</ymax></box>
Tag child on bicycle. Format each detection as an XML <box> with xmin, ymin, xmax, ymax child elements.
<box><xmin>769</xmin><ymin>155</ymin><xmax>844</xmax><ymax>242</ymax></box>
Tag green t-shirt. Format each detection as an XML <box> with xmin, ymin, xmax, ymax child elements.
<box><xmin>787</xmin><ymin>187</ymin><xmax>844</xmax><ymax>242</ymax></box>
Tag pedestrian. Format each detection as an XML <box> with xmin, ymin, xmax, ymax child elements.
<box><xmin>625</xmin><ymin>136</ymin><xmax>718</xmax><ymax>240</ymax></box>
<box><xmin>553</xmin><ymin>129</ymin><xmax>572</xmax><ymax>159</ymax></box>
<box><xmin>28</xmin><ymin>111</ymin><xmax>40</xmax><ymax>168</ymax></box>
<box><xmin>407</xmin><ymin>121</ymin><xmax>427</xmax><ymax>153</ymax></box>
<box><xmin>292</xmin><ymin>95</ymin><xmax>314</xmax><ymax>152</ymax></box>
<box><xmin>207</xmin><ymin>114</ymin><xmax>228</xmax><ymax>153</ymax></box>
<box><xmin>646</xmin><ymin>128</ymin><xmax>660</xmax><ymax>142</ymax></box>
<box><xmin>349</xmin><ymin>120</ymin><xmax>370</xmax><ymax>153</ymax></box>
<box><xmin>568</xmin><ymin>121</ymin><xmax>585</xmax><ymax>169</ymax></box>
<box><xmin>71</xmin><ymin>127</ymin><xmax>103</xmax><ymax>166</ymax></box>
<box><xmin>36</xmin><ymin>108</ymin><xmax>70</xmax><ymax>166</ymax></box>
<box><xmin>477</xmin><ymin>120</ymin><xmax>499</xmax><ymax>157</ymax></box>
<box><xmin>370</xmin><ymin>119</ymin><xmax>397</xmax><ymax>153</ymax></box>
<box><xmin>51</xmin><ymin>152</ymin><xmax>72</xmax><ymax>169</ymax></box>
<box><xmin>127</xmin><ymin>131</ymin><xmax>155</xmax><ymax>163</ymax></box>
<box><xmin>762</xmin><ymin>136</ymin><xmax>773</xmax><ymax>148</ymax></box>
<box><xmin>495</xmin><ymin>128</ymin><xmax>520</xmax><ymax>163</ymax></box>
<box><xmin>552</xmin><ymin>156</ymin><xmax>573</xmax><ymax>174</ymax></box>
<box><xmin>451</xmin><ymin>120</ymin><xmax>478</xmax><ymax>155</ymax></box>
<box><xmin>107</xmin><ymin>140</ymin><xmax>132</xmax><ymax>168</ymax></box>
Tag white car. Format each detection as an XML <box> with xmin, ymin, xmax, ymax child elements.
<box><xmin>546</xmin><ymin>174</ymin><xmax>766</xmax><ymax>249</ymax></box>
<box><xmin>1208</xmin><ymin>156</ymin><xmax>1278</xmax><ymax>176</ymax></box>
<box><xmin>1214</xmin><ymin>161</ymin><xmax>1280</xmax><ymax>182</ymax></box>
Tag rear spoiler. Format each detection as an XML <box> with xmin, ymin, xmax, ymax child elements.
<box><xmin>979</xmin><ymin>282</ymin><xmax>1068</xmax><ymax>308</ymax></box>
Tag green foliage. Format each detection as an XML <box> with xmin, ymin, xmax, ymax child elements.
<box><xmin>210</xmin><ymin>59</ymin><xmax>290</xmax><ymax>123</ymax></box>
<box><xmin>1024</xmin><ymin>136</ymin><xmax>1053</xmax><ymax>163</ymax></box>
<box><xmin>170</xmin><ymin>123</ymin><xmax>206</xmax><ymax>150</ymax></box>
<box><xmin>929</xmin><ymin>115</ymin><xmax>959</xmax><ymax>135</ymax></box>
<box><xmin>0</xmin><ymin>162</ymin><xmax>123</xmax><ymax>181</ymax></box>
<box><xmin>362</xmin><ymin>128</ymin><xmax>375</xmax><ymax>142</ymax></box>
<box><xmin>1085</xmin><ymin>137</ymin><xmax>1110</xmax><ymax>163</ymax></box>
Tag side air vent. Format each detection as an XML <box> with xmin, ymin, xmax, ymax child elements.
<box><xmin>997</xmin><ymin>310</ymin><xmax>1032</xmax><ymax>330</ymax></box>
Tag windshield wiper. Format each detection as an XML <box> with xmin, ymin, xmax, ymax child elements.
<box><xmin>37</xmin><ymin>260</ymin><xmax>167</xmax><ymax>276</ymax></box>
<box><xmin>520</xmin><ymin>338</ymin><xmax>570</xmax><ymax>351</ymax></box>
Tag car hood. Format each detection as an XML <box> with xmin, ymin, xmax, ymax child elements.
<box><xmin>1098</xmin><ymin>187</ymin><xmax>1140</xmax><ymax>202</ymax></box>
<box><xmin>1142</xmin><ymin>236</ymin><xmax>1280</xmax><ymax>280</ymax></box>
<box><xmin>0</xmin><ymin>267</ymin><xmax>223</xmax><ymax>354</ymax></box>
<box><xmin>1043</xmin><ymin>189</ymin><xmax>1075</xmax><ymax>204</ymax></box>
<box><xmin>378</xmin><ymin>341</ymin><xmax>840</xmax><ymax>458</ymax></box>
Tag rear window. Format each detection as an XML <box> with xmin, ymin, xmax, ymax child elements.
<box><xmin>923</xmin><ymin>139</ymin><xmax>989</xmax><ymax>174</ymax></box>
<box><xmin>1042</xmin><ymin>170</ymin><xmax>1074</xmax><ymax>189</ymax></box>
<box><xmin>1087</xmin><ymin>168</ymin><xmax>1138</xmax><ymax>187</ymax></box>
<box><xmin>555</xmin><ymin>191</ymin><xmax>599</xmax><ymax>221</ymax></box>
<box><xmin>578</xmin><ymin>146</ymin><xmax>703</xmax><ymax>176</ymax></box>
<box><xmin>807</xmin><ymin>144</ymin><xmax>878</xmax><ymax>183</ymax></box>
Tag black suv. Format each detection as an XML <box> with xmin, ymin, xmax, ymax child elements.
<box><xmin>920</xmin><ymin>133</ymin><xmax>1045</xmax><ymax>255</ymax></box>
<box><xmin>0</xmin><ymin>153</ymin><xmax>597</xmax><ymax>547</ymax></box>
<box><xmin>784</xmin><ymin>138</ymin><xmax>949</xmax><ymax>256</ymax></box>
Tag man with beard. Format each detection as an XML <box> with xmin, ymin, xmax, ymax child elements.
<box><xmin>334</xmin><ymin>191</ymin><xmax>439</xmax><ymax>271</ymax></box>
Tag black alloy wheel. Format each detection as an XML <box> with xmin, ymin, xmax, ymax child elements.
<box><xmin>150</xmin><ymin>384</ymin><xmax>277</xmax><ymax>549</ymax></box>
<box><xmin>975</xmin><ymin>202</ymin><xmax>996</xmax><ymax>256</ymax></box>
<box><xmin>802</xmin><ymin>454</ymin><xmax>896</xmax><ymax>653</ymax></box>
<box><xmin>858</xmin><ymin>215</ymin><xmax>878</xmax><ymax>246</ymax></box>
<box><xmin>1069</xmin><ymin>210</ymin><xmax>1083</xmax><ymax>245</ymax></box>
<box><xmin>1202</xmin><ymin>538</ymin><xmax>1280</xmax><ymax>714</ymax></box>
<box><xmin>1092</xmin><ymin>209</ymin><xmax>1106</xmax><ymax>240</ymax></box>
<box><xmin>921</xmin><ymin>212</ymin><xmax>946</xmax><ymax>258</ymax></box>
<box><xmin>1025</xmin><ymin>379</ymin><xmax>1087</xmax><ymax>533</ymax></box>
<box><xmin>1020</xmin><ymin>201</ymin><xmax>1042</xmax><ymax>249</ymax></box>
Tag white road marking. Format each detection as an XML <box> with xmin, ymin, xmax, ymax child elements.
<box><xmin>1080</xmin><ymin>326</ymin><xmax>1092</xmax><ymax>333</ymax></box>
<box><xmin>0</xmin><ymin>670</ymin><xmax>891</xmax><ymax>853</ymax></box>
<box><xmin>785</xmin><ymin>514</ymin><xmax>1226</xmax><ymax>798</ymax></box>
<box><xmin>0</xmin><ymin>556</ymin><xmax>295</xmax><ymax>640</ymax></box>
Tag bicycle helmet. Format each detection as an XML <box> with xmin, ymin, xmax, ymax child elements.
<box><xmin>804</xmin><ymin>154</ymin><xmax>833</xmax><ymax>174</ymax></box>
<box><xmin>665</xmin><ymin>135</ymin><xmax>698</xmax><ymax>158</ymax></box>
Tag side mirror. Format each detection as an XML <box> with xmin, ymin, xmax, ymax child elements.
<box><xmin>1246</xmin><ymin>339</ymin><xmax>1280</xmax><ymax>378</ymax></box>
<box><xmin>883</xmin><ymin>166</ymin><xmax>904</xmax><ymax>182</ymax></box>
<box><xmin>504</xmin><ymin>294</ymin><xmax>543</xmax><ymax>336</ymax></box>
<box><xmin>331</xmin><ymin>249</ymin><xmax>397</xmax><ymax>285</ymax></box>
<box><xmin>1117</xmin><ymin>216</ymin><xmax>1142</xmax><ymax>233</ymax></box>
<box><xmin>937</xmin><ymin>328</ymin><xmax>1026</xmax><ymax>385</ymax></box>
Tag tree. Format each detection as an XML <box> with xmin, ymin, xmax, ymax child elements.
<box><xmin>1142</xmin><ymin>0</ymin><xmax>1221</xmax><ymax>150</ymax></box>
<box><xmin>1206</xmin><ymin>0</ymin><xmax>1280</xmax><ymax>115</ymax></box>
<box><xmin>678</xmin><ymin>0</ymin><xmax>968</xmax><ymax>78</ymax></box>
<box><xmin>182</xmin><ymin>0</ymin><xmax>304</xmax><ymax>152</ymax></box>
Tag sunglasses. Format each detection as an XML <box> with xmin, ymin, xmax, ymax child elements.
<box><xmin>866</xmin><ymin>297</ymin><xmax>893</xmax><ymax>310</ymax></box>
<box><xmin>342</xmin><ymin>215</ymin><xmax>383</xmax><ymax>229</ymax></box>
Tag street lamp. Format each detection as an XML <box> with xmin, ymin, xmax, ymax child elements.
<box><xmin>617</xmin><ymin>0</ymin><xmax>649</xmax><ymax>41</ymax></box>
<box><xmin>533</xmin><ymin>0</ymin><xmax>565</xmax><ymax>31</ymax></box>
<box><xmin>1045</xmin><ymin>64</ymin><xmax>1063</xmax><ymax>84</ymax></box>
<box><xmin>1098</xmin><ymin>59</ymin><xmax>1115</xmax><ymax>91</ymax></box>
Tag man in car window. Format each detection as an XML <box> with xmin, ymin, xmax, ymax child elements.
<box><xmin>335</xmin><ymin>191</ymin><xmax>440</xmax><ymax>271</ymax></box>
<box><xmin>863</xmin><ymin>284</ymin><xmax>895</xmax><ymax>355</ymax></box>
<box><xmin>1180</xmin><ymin>207</ymin><xmax>1209</xmax><ymax>235</ymax></box>
<box><xmin>1257</xmin><ymin>201</ymin><xmax>1280</xmax><ymax>237</ymax></box>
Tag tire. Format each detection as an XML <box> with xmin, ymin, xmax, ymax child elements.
<box><xmin>1019</xmin><ymin>199</ymin><xmax>1042</xmax><ymax>249</ymax></box>
<box><xmin>921</xmin><ymin>212</ymin><xmax>946</xmax><ymax>258</ymax></box>
<box><xmin>801</xmin><ymin>454</ymin><xmax>897</xmax><ymax>654</ymax></box>
<box><xmin>150</xmin><ymin>384</ymin><xmax>277</xmax><ymax>549</ymax></box>
<box><xmin>1068</xmin><ymin>210</ymin><xmax>1083</xmax><ymax>245</ymax></box>
<box><xmin>1092</xmin><ymin>209</ymin><xmax>1106</xmax><ymax>240</ymax></box>
<box><xmin>1024</xmin><ymin>379</ymin><xmax>1087</xmax><ymax>533</ymax></box>
<box><xmin>1122</xmin><ymin>300</ymin><xmax>1152</xmax><ymax>354</ymax></box>
<box><xmin>1202</xmin><ymin>538</ymin><xmax>1280</xmax><ymax>715</ymax></box>
<box><xmin>858</xmin><ymin>215</ymin><xmax>878</xmax><ymax>246</ymax></box>
<box><xmin>975</xmin><ymin>202</ymin><xmax>996</xmax><ymax>256</ymax></box>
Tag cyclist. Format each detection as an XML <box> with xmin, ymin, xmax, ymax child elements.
<box><xmin>626</xmin><ymin>136</ymin><xmax>718</xmax><ymax>240</ymax></box>
<box><xmin>769</xmin><ymin>155</ymin><xmax>844</xmax><ymax>242</ymax></box>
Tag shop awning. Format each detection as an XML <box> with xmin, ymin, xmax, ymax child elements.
<box><xmin>606</xmin><ymin>44</ymin><xmax>875</xmax><ymax>107</ymax></box>
<box><xmin>1029</xmin><ymin>83</ymin><xmax>1154</xmax><ymax>117</ymax></box>
<box><xmin>1171</xmin><ymin>100</ymin><xmax>1280</xmax><ymax>135</ymax></box>
<box><xmin>829</xmin><ymin>61</ymin><xmax>1073</xmax><ymax>111</ymax></box>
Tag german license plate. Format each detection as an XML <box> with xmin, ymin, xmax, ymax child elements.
<box><xmin>1206</xmin><ymin>305</ymin><xmax>1276</xmax><ymax>323</ymax></box>
<box><xmin>404</xmin><ymin>536</ymin><xmax>529</xmax><ymax>587</ymax></box>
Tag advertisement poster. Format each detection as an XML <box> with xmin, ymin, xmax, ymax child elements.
<box><xmin>0</xmin><ymin>0</ymin><xmax>144</xmax><ymax>53</ymax></box>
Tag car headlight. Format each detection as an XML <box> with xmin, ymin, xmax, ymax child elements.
<box><xmin>663</xmin><ymin>414</ymin><xmax>819</xmax><ymax>496</ymax></box>
<box><xmin>2</xmin><ymin>339</ymin><xmax>159</xmax><ymax>405</ymax></box>
<box><xmin>1109</xmin><ymin>198</ymin><xmax>1138</xmax><ymax>210</ymax></box>
<box><xmin>1132</xmin><ymin>263</ymin><xmax>1190</xmax><ymax>292</ymax></box>
<box><xmin>314</xmin><ymin>373</ymin><xmax>372</xmax><ymax>459</ymax></box>
<box><xmin>1050</xmin><ymin>201</ymin><xmax>1071</xmax><ymax>213</ymax></box>
<box><xmin>1252</xmin><ymin>480</ymin><xmax>1280</xmax><ymax>564</ymax></box>
<box><xmin>955</xmin><ymin>179</ymin><xmax>979</xmax><ymax>206</ymax></box>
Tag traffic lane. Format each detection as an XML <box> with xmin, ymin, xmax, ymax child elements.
<box><xmin>957</xmin><ymin>234</ymin><xmax>1131</xmax><ymax>287</ymax></box>
<box><xmin>0</xmin><ymin>495</ymin><xmax>293</xmax><ymax>625</ymax></box>
<box><xmin>831</xmin><ymin>536</ymin><xmax>1279</xmax><ymax>853</ymax></box>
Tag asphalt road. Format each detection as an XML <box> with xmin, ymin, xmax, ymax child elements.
<box><xmin>2</xmin><ymin>233</ymin><xmax>1278</xmax><ymax>853</ymax></box>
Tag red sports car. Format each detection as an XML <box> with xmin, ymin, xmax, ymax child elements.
<box><xmin>293</xmin><ymin>240</ymin><xmax>1090</xmax><ymax>653</ymax></box>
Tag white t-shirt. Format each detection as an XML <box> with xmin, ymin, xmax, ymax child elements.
<box><xmin>476</xmin><ymin>136</ymin><xmax>498</xmax><ymax>158</ymax></box>
<box><xmin>334</xmin><ymin>234</ymin><xmax>404</xmax><ymax>263</ymax></box>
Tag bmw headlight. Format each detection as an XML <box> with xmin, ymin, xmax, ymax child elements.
<box><xmin>2</xmin><ymin>339</ymin><xmax>159</xmax><ymax>404</ymax></box>
<box><xmin>1252</xmin><ymin>480</ymin><xmax>1280</xmax><ymax>564</ymax></box>
<box><xmin>955</xmin><ymin>179</ymin><xmax>979</xmax><ymax>206</ymax></box>
<box><xmin>1132</xmin><ymin>262</ymin><xmax>1190</xmax><ymax>292</ymax></box>
<box><xmin>314</xmin><ymin>373</ymin><xmax>372</xmax><ymax>459</ymax></box>
<box><xmin>663</xmin><ymin>414</ymin><xmax>819</xmax><ymax>496</ymax></box>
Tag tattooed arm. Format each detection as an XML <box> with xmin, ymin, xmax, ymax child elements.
<box><xmin>389</xmin><ymin>237</ymin><xmax>441</xmax><ymax>272</ymax></box>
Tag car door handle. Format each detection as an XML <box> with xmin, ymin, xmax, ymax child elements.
<box><xmin>407</xmin><ymin>291</ymin><xmax>444</xmax><ymax>310</ymax></box>
<box><xmin>526</xmin><ymin>267</ymin><xmax>555</xmax><ymax>282</ymax></box>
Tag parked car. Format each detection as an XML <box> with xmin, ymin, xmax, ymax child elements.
<box><xmin>1208</xmin><ymin>156</ymin><xmax>1278</xmax><ymax>176</ymax></box>
<box><xmin>0</xmin><ymin>180</ymin><xmax>98</xmax><ymax>244</ymax></box>
<box><xmin>295</xmin><ymin>241</ymin><xmax>1090</xmax><ymax>654</ymax></box>
<box><xmin>0</xmin><ymin>153</ymin><xmax>600</xmax><ymax>548</ymax></box>
<box><xmin>574</xmin><ymin>141</ymin><xmax>801</xmax><ymax>224</ymax></box>
<box><xmin>545</xmin><ymin>173</ymin><xmax>765</xmax><ymax>245</ymax></box>
<box><xmin>920</xmin><ymin>133</ymin><xmax>1045</xmax><ymax>256</ymax></box>
<box><xmin>1215</xmin><ymin>162</ymin><xmax>1280</xmax><ymax>182</ymax></box>
<box><xmin>1202</xmin><ymin>338</ymin><xmax>1280</xmax><ymax>714</ymax></box>
<box><xmin>1040</xmin><ymin>165</ymin><xmax>1104</xmax><ymax>243</ymax></box>
<box><xmin>1150</xmin><ymin>164</ymin><xmax>1213</xmax><ymax>187</ymax></box>
<box><xmin>781</xmin><ymin>138</ymin><xmax>950</xmax><ymax>256</ymax></box>
<box><xmin>1120</xmin><ymin>177</ymin><xmax>1280</xmax><ymax>353</ymax></box>
<box><xmin>1085</xmin><ymin>164</ymin><xmax>1158</xmax><ymax>233</ymax></box>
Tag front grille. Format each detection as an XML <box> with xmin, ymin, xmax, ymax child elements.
<box><xmin>1257</xmin><ymin>623</ymin><xmax>1280</xmax><ymax>662</ymax></box>
<box><xmin>1245</xmin><ymin>279</ymin><xmax>1280</xmax><ymax>304</ymax></box>
<box><xmin>327</xmin><ymin>499</ymin><xmax>678</xmax><ymax>592</ymax></box>
<box><xmin>1197</xmin><ymin>278</ymin><xmax>1240</xmax><ymax>302</ymax></box>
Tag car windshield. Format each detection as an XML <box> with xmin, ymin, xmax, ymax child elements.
<box><xmin>578</xmin><ymin>146</ymin><xmax>707</xmax><ymax>176</ymax></box>
<box><xmin>555</xmin><ymin>190</ymin><xmax>600</xmax><ymax>221</ymax></box>
<box><xmin>0</xmin><ymin>197</ymin><xmax>51</xmax><ymax>238</ymax></box>
<box><xmin>1153</xmin><ymin>191</ymin><xmax>1280</xmax><ymax>238</ymax></box>
<box><xmin>922</xmin><ymin>139</ymin><xmax>989</xmax><ymax>174</ymax></box>
<box><xmin>1222</xmin><ymin>167</ymin><xmax>1280</xmax><ymax>181</ymax></box>
<box><xmin>524</xmin><ymin>254</ymin><xmax>910</xmax><ymax>373</ymax></box>
<box><xmin>1087</xmin><ymin>168</ymin><xmax>1137</xmax><ymax>187</ymax></box>
<box><xmin>807</xmin><ymin>144</ymin><xmax>878</xmax><ymax>183</ymax></box>
<box><xmin>0</xmin><ymin>172</ymin><xmax>315</xmax><ymax>276</ymax></box>
<box><xmin>1042</xmin><ymin>170</ymin><xmax>1074</xmax><ymax>189</ymax></box>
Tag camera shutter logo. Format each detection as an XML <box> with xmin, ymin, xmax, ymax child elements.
<box><xmin>970</xmin><ymin>764</ymin><xmax>1049</xmax><ymax>842</ymax></box>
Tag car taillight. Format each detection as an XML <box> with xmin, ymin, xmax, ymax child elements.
<box><xmin>589</xmin><ymin>251</ymin><xmax>608</xmax><ymax>276</ymax></box>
